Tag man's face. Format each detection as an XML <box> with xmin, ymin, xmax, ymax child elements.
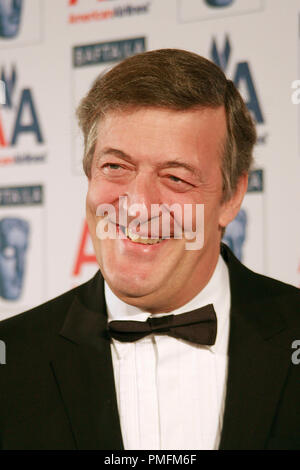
<box><xmin>0</xmin><ymin>0</ymin><xmax>23</xmax><ymax>39</ymax></box>
<box><xmin>86</xmin><ymin>107</ymin><xmax>244</xmax><ymax>312</ymax></box>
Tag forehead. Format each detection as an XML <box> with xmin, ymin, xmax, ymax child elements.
<box><xmin>94</xmin><ymin>106</ymin><xmax>227</xmax><ymax>167</ymax></box>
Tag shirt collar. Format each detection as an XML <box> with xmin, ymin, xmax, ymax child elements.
<box><xmin>105</xmin><ymin>254</ymin><xmax>230</xmax><ymax>353</ymax></box>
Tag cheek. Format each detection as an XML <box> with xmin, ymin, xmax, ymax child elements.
<box><xmin>87</xmin><ymin>180</ymin><xmax>120</xmax><ymax>211</ymax></box>
<box><xmin>202</xmin><ymin>202</ymin><xmax>222</xmax><ymax>237</ymax></box>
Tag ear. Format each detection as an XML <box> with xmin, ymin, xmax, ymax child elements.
<box><xmin>218</xmin><ymin>173</ymin><xmax>248</xmax><ymax>228</ymax></box>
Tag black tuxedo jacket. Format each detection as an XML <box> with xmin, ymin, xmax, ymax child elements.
<box><xmin>0</xmin><ymin>244</ymin><xmax>299</xmax><ymax>450</ymax></box>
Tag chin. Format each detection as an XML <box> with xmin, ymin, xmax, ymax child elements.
<box><xmin>104</xmin><ymin>268</ymin><xmax>161</xmax><ymax>301</ymax></box>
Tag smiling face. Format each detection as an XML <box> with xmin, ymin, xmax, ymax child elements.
<box><xmin>86</xmin><ymin>106</ymin><xmax>247</xmax><ymax>313</ymax></box>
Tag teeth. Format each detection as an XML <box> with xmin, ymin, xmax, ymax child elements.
<box><xmin>125</xmin><ymin>227</ymin><xmax>162</xmax><ymax>244</ymax></box>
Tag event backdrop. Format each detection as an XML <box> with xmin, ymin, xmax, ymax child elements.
<box><xmin>0</xmin><ymin>0</ymin><xmax>299</xmax><ymax>320</ymax></box>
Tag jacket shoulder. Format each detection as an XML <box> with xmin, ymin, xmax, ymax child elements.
<box><xmin>244</xmin><ymin>267</ymin><xmax>300</xmax><ymax>298</ymax></box>
<box><xmin>0</xmin><ymin>274</ymin><xmax>98</xmax><ymax>343</ymax></box>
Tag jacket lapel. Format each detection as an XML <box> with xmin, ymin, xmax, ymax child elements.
<box><xmin>219</xmin><ymin>245</ymin><xmax>293</xmax><ymax>449</ymax></box>
<box><xmin>50</xmin><ymin>273</ymin><xmax>124</xmax><ymax>450</ymax></box>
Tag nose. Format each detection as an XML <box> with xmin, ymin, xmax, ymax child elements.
<box><xmin>123</xmin><ymin>172</ymin><xmax>160</xmax><ymax>226</ymax></box>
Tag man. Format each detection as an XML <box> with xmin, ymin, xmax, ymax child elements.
<box><xmin>0</xmin><ymin>49</ymin><xmax>299</xmax><ymax>450</ymax></box>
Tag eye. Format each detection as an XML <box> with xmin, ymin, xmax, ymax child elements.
<box><xmin>162</xmin><ymin>173</ymin><xmax>195</xmax><ymax>192</ymax></box>
<box><xmin>169</xmin><ymin>175</ymin><xmax>184</xmax><ymax>183</ymax></box>
<box><xmin>166</xmin><ymin>174</ymin><xmax>192</xmax><ymax>187</ymax></box>
<box><xmin>102</xmin><ymin>163</ymin><xmax>122</xmax><ymax>170</ymax></box>
<box><xmin>101</xmin><ymin>163</ymin><xmax>127</xmax><ymax>176</ymax></box>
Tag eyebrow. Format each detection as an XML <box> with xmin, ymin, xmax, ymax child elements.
<box><xmin>157</xmin><ymin>160</ymin><xmax>200</xmax><ymax>176</ymax></box>
<box><xmin>95</xmin><ymin>147</ymin><xmax>202</xmax><ymax>179</ymax></box>
<box><xmin>95</xmin><ymin>148</ymin><xmax>133</xmax><ymax>165</ymax></box>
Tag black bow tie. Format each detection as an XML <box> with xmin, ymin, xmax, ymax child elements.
<box><xmin>107</xmin><ymin>304</ymin><xmax>217</xmax><ymax>346</ymax></box>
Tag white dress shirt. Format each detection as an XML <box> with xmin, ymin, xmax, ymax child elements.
<box><xmin>105</xmin><ymin>255</ymin><xmax>231</xmax><ymax>450</ymax></box>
